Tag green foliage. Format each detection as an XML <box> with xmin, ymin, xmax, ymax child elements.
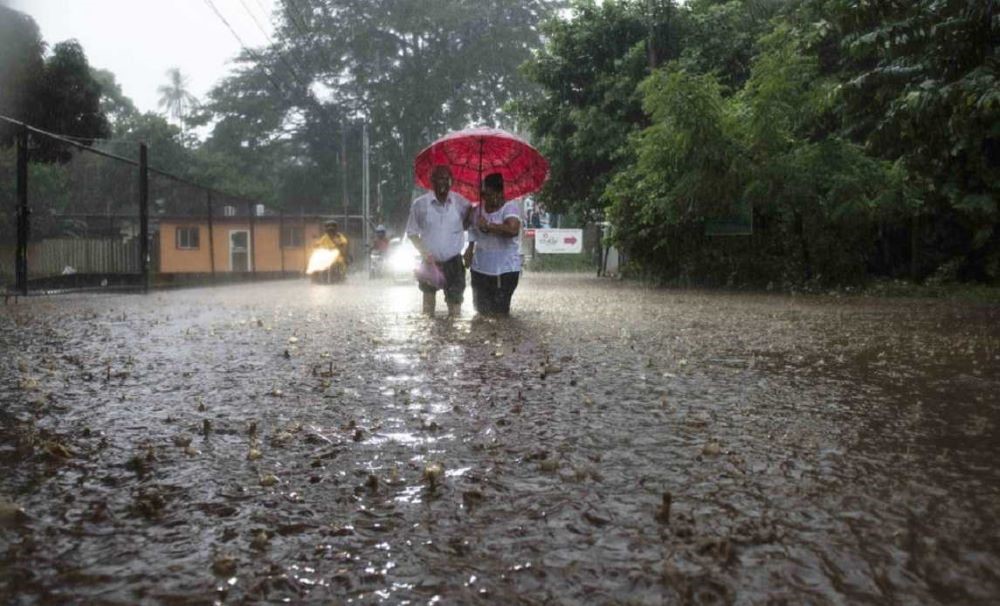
<box><xmin>526</xmin><ymin>0</ymin><xmax>998</xmax><ymax>286</ymax></box>
<box><xmin>157</xmin><ymin>68</ymin><xmax>199</xmax><ymax>133</ymax></box>
<box><xmin>0</xmin><ymin>5</ymin><xmax>45</xmax><ymax>143</ymax></box>
<box><xmin>680</xmin><ymin>0</ymin><xmax>786</xmax><ymax>89</ymax></box>
<box><xmin>0</xmin><ymin>9</ymin><xmax>110</xmax><ymax>160</ymax></box>
<box><xmin>519</xmin><ymin>1</ymin><xmax>681</xmax><ymax>220</ymax></box>
<box><xmin>91</xmin><ymin>68</ymin><xmax>139</xmax><ymax>131</ymax></box>
<box><xmin>832</xmin><ymin>0</ymin><xmax>1000</xmax><ymax>279</ymax></box>
<box><xmin>196</xmin><ymin>0</ymin><xmax>558</xmax><ymax>221</ymax></box>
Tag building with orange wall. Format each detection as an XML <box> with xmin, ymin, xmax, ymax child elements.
<box><xmin>157</xmin><ymin>216</ymin><xmax>326</xmax><ymax>275</ymax></box>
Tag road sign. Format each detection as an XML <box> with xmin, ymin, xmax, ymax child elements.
<box><xmin>535</xmin><ymin>229</ymin><xmax>583</xmax><ymax>254</ymax></box>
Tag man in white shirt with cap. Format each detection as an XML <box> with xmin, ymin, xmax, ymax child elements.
<box><xmin>405</xmin><ymin>165</ymin><xmax>473</xmax><ymax>316</ymax></box>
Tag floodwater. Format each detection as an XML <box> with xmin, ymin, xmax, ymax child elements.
<box><xmin>1</xmin><ymin>274</ymin><xmax>998</xmax><ymax>604</ymax></box>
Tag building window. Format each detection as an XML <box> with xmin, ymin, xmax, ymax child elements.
<box><xmin>281</xmin><ymin>225</ymin><xmax>304</xmax><ymax>248</ymax></box>
<box><xmin>223</xmin><ymin>205</ymin><xmax>236</xmax><ymax>217</ymax></box>
<box><xmin>176</xmin><ymin>226</ymin><xmax>200</xmax><ymax>249</ymax></box>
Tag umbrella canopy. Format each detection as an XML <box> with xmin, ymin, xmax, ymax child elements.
<box><xmin>414</xmin><ymin>127</ymin><xmax>549</xmax><ymax>203</ymax></box>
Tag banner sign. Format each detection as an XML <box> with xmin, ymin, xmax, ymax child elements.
<box><xmin>535</xmin><ymin>229</ymin><xmax>583</xmax><ymax>254</ymax></box>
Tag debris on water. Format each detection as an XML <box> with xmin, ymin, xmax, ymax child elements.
<box><xmin>184</xmin><ymin>445</ymin><xmax>200</xmax><ymax>457</ymax></box>
<box><xmin>583</xmin><ymin>510</ymin><xmax>611</xmax><ymax>527</ymax></box>
<box><xmin>353</xmin><ymin>428</ymin><xmax>364</xmax><ymax>442</ymax></box>
<box><xmin>365</xmin><ymin>473</ymin><xmax>379</xmax><ymax>491</ymax></box>
<box><xmin>41</xmin><ymin>439</ymin><xmax>73</xmax><ymax>460</ymax></box>
<box><xmin>656</xmin><ymin>492</ymin><xmax>672</xmax><ymax>524</ymax></box>
<box><xmin>702</xmin><ymin>442</ymin><xmax>721</xmax><ymax>456</ymax></box>
<box><xmin>462</xmin><ymin>490</ymin><xmax>484</xmax><ymax>507</ymax></box>
<box><xmin>288</xmin><ymin>336</ymin><xmax>299</xmax><ymax>344</ymax></box>
<box><xmin>250</xmin><ymin>531</ymin><xmax>269</xmax><ymax>551</ymax></box>
<box><xmin>0</xmin><ymin>499</ymin><xmax>29</xmax><ymax>528</ymax></box>
<box><xmin>687</xmin><ymin>413</ymin><xmax>710</xmax><ymax>429</ymax></box>
<box><xmin>132</xmin><ymin>488</ymin><xmax>166</xmax><ymax>519</ymax></box>
<box><xmin>212</xmin><ymin>554</ymin><xmax>237</xmax><ymax>576</ymax></box>
<box><xmin>538</xmin><ymin>459</ymin><xmax>560</xmax><ymax>473</ymax></box>
<box><xmin>423</xmin><ymin>462</ymin><xmax>444</xmax><ymax>488</ymax></box>
<box><xmin>259</xmin><ymin>473</ymin><xmax>279</xmax><ymax>487</ymax></box>
<box><xmin>270</xmin><ymin>431</ymin><xmax>293</xmax><ymax>447</ymax></box>
<box><xmin>247</xmin><ymin>448</ymin><xmax>262</xmax><ymax>461</ymax></box>
<box><xmin>173</xmin><ymin>434</ymin><xmax>193</xmax><ymax>448</ymax></box>
<box><xmin>248</xmin><ymin>421</ymin><xmax>257</xmax><ymax>437</ymax></box>
<box><xmin>283</xmin><ymin>349</ymin><xmax>291</xmax><ymax>359</ymax></box>
<box><xmin>203</xmin><ymin>419</ymin><xmax>212</xmax><ymax>437</ymax></box>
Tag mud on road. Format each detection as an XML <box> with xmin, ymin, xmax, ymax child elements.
<box><xmin>2</xmin><ymin>274</ymin><xmax>999</xmax><ymax>604</ymax></box>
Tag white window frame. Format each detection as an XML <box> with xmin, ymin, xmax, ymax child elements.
<box><xmin>175</xmin><ymin>226</ymin><xmax>200</xmax><ymax>250</ymax></box>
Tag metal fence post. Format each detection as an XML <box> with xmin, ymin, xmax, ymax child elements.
<box><xmin>279</xmin><ymin>209</ymin><xmax>286</xmax><ymax>274</ymax></box>
<box><xmin>206</xmin><ymin>191</ymin><xmax>216</xmax><ymax>281</ymax></box>
<box><xmin>139</xmin><ymin>143</ymin><xmax>149</xmax><ymax>293</ymax></box>
<box><xmin>247</xmin><ymin>201</ymin><xmax>256</xmax><ymax>278</ymax></box>
<box><xmin>15</xmin><ymin>125</ymin><xmax>29</xmax><ymax>295</ymax></box>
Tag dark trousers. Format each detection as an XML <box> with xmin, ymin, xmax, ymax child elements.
<box><xmin>417</xmin><ymin>255</ymin><xmax>466</xmax><ymax>304</ymax></box>
<box><xmin>471</xmin><ymin>270</ymin><xmax>520</xmax><ymax>315</ymax></box>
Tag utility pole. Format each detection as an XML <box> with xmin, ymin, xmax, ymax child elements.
<box><xmin>139</xmin><ymin>143</ymin><xmax>149</xmax><ymax>293</ymax></box>
<box><xmin>15</xmin><ymin>125</ymin><xmax>28</xmax><ymax>295</ymax></box>
<box><xmin>341</xmin><ymin>121</ymin><xmax>349</xmax><ymax>230</ymax></box>
<box><xmin>362</xmin><ymin>122</ymin><xmax>370</xmax><ymax>253</ymax></box>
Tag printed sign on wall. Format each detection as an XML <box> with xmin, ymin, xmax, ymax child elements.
<box><xmin>535</xmin><ymin>229</ymin><xmax>583</xmax><ymax>254</ymax></box>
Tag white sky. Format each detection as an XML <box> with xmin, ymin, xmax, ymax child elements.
<box><xmin>10</xmin><ymin>0</ymin><xmax>276</xmax><ymax>114</ymax></box>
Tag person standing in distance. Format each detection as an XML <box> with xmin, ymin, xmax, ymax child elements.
<box><xmin>405</xmin><ymin>165</ymin><xmax>473</xmax><ymax>316</ymax></box>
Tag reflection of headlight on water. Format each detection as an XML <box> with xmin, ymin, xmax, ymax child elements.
<box><xmin>388</xmin><ymin>251</ymin><xmax>417</xmax><ymax>273</ymax></box>
<box><xmin>306</xmin><ymin>248</ymin><xmax>340</xmax><ymax>274</ymax></box>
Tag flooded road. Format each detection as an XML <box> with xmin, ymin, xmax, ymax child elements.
<box><xmin>2</xmin><ymin>274</ymin><xmax>999</xmax><ymax>604</ymax></box>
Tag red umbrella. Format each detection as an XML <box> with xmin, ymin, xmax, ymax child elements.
<box><xmin>414</xmin><ymin>127</ymin><xmax>549</xmax><ymax>203</ymax></box>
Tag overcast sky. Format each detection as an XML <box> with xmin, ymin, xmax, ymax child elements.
<box><xmin>10</xmin><ymin>0</ymin><xmax>276</xmax><ymax>114</ymax></box>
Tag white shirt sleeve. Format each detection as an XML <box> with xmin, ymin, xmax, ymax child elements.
<box><xmin>502</xmin><ymin>201</ymin><xmax>522</xmax><ymax>222</ymax></box>
<box><xmin>405</xmin><ymin>198</ymin><xmax>422</xmax><ymax>237</ymax></box>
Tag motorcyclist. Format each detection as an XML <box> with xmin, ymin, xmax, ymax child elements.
<box><xmin>369</xmin><ymin>225</ymin><xmax>390</xmax><ymax>278</ymax></box>
<box><xmin>372</xmin><ymin>225</ymin><xmax>390</xmax><ymax>253</ymax></box>
<box><xmin>312</xmin><ymin>220</ymin><xmax>351</xmax><ymax>282</ymax></box>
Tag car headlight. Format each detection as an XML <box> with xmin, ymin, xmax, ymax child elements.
<box><xmin>389</xmin><ymin>251</ymin><xmax>416</xmax><ymax>273</ymax></box>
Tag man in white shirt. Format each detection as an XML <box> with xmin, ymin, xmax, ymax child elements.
<box><xmin>405</xmin><ymin>165</ymin><xmax>473</xmax><ymax>316</ymax></box>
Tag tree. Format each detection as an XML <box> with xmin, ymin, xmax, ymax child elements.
<box><xmin>92</xmin><ymin>68</ymin><xmax>139</xmax><ymax>132</ymax></box>
<box><xmin>519</xmin><ymin>0</ymin><xmax>684</xmax><ymax>221</ymax></box>
<box><xmin>199</xmin><ymin>0</ymin><xmax>559</xmax><ymax>220</ymax></box>
<box><xmin>830</xmin><ymin>0</ymin><xmax>1000</xmax><ymax>280</ymax></box>
<box><xmin>157</xmin><ymin>68</ymin><xmax>199</xmax><ymax>134</ymax></box>
<box><xmin>0</xmin><ymin>5</ymin><xmax>45</xmax><ymax>143</ymax></box>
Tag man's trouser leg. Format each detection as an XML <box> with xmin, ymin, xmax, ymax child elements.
<box><xmin>422</xmin><ymin>292</ymin><xmax>436</xmax><ymax>315</ymax></box>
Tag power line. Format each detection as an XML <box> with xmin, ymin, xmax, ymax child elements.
<box><xmin>201</xmin><ymin>0</ymin><xmax>295</xmax><ymax>99</ymax></box>
<box><xmin>237</xmin><ymin>0</ymin><xmax>276</xmax><ymax>47</ymax></box>
<box><xmin>233</xmin><ymin>0</ymin><xmax>317</xmax><ymax>94</ymax></box>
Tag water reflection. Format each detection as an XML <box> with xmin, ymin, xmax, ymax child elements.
<box><xmin>0</xmin><ymin>277</ymin><xmax>997</xmax><ymax>604</ymax></box>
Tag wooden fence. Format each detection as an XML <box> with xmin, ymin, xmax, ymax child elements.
<box><xmin>27</xmin><ymin>238</ymin><xmax>139</xmax><ymax>277</ymax></box>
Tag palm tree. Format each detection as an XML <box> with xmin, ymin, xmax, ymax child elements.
<box><xmin>157</xmin><ymin>68</ymin><xmax>198</xmax><ymax>133</ymax></box>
